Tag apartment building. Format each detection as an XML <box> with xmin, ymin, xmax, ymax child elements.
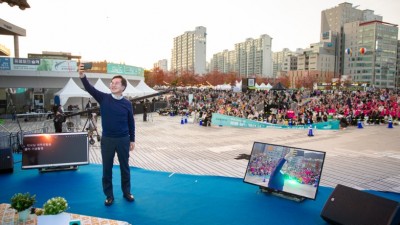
<box><xmin>170</xmin><ymin>26</ymin><xmax>207</xmax><ymax>75</ymax></box>
<box><xmin>209</xmin><ymin>49</ymin><xmax>236</xmax><ymax>73</ymax></box>
<box><xmin>210</xmin><ymin>34</ymin><xmax>273</xmax><ymax>78</ymax></box>
<box><xmin>287</xmin><ymin>42</ymin><xmax>335</xmax><ymax>88</ymax></box>
<box><xmin>153</xmin><ymin>59</ymin><xmax>168</xmax><ymax>72</ymax></box>
<box><xmin>272</xmin><ymin>48</ymin><xmax>292</xmax><ymax>78</ymax></box>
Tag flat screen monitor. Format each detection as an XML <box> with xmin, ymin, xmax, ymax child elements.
<box><xmin>22</xmin><ymin>132</ymin><xmax>89</xmax><ymax>169</ymax></box>
<box><xmin>243</xmin><ymin>142</ymin><xmax>326</xmax><ymax>200</ymax></box>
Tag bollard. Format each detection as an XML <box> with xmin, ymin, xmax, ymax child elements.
<box><xmin>388</xmin><ymin>119</ymin><xmax>393</xmax><ymax>128</ymax></box>
<box><xmin>199</xmin><ymin>120</ymin><xmax>203</xmax><ymax>126</ymax></box>
<box><xmin>357</xmin><ymin>119</ymin><xmax>363</xmax><ymax>129</ymax></box>
<box><xmin>307</xmin><ymin>125</ymin><xmax>314</xmax><ymax>137</ymax></box>
<box><xmin>181</xmin><ymin>117</ymin><xmax>184</xmax><ymax>125</ymax></box>
<box><xmin>184</xmin><ymin>116</ymin><xmax>188</xmax><ymax>124</ymax></box>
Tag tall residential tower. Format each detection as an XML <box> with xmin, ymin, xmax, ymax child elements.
<box><xmin>210</xmin><ymin>34</ymin><xmax>273</xmax><ymax>78</ymax></box>
<box><xmin>171</xmin><ymin>26</ymin><xmax>207</xmax><ymax>75</ymax></box>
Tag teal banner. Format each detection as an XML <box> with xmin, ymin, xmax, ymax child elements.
<box><xmin>211</xmin><ymin>113</ymin><xmax>339</xmax><ymax>130</ymax></box>
<box><xmin>107</xmin><ymin>63</ymin><xmax>144</xmax><ymax>77</ymax></box>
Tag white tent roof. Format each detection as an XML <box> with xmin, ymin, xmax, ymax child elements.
<box><xmin>94</xmin><ymin>79</ymin><xmax>111</xmax><ymax>94</ymax></box>
<box><xmin>215</xmin><ymin>84</ymin><xmax>232</xmax><ymax>90</ymax></box>
<box><xmin>235</xmin><ymin>80</ymin><xmax>242</xmax><ymax>87</ymax></box>
<box><xmin>55</xmin><ymin>78</ymin><xmax>91</xmax><ymax>106</ymax></box>
<box><xmin>266</xmin><ymin>83</ymin><xmax>273</xmax><ymax>90</ymax></box>
<box><xmin>124</xmin><ymin>80</ymin><xmax>144</xmax><ymax>97</ymax></box>
<box><xmin>258</xmin><ymin>82</ymin><xmax>269</xmax><ymax>90</ymax></box>
<box><xmin>135</xmin><ymin>80</ymin><xmax>158</xmax><ymax>95</ymax></box>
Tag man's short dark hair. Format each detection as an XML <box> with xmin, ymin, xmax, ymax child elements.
<box><xmin>112</xmin><ymin>75</ymin><xmax>127</xmax><ymax>91</ymax></box>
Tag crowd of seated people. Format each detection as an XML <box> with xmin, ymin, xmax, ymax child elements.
<box><xmin>158</xmin><ymin>87</ymin><xmax>400</xmax><ymax>128</ymax></box>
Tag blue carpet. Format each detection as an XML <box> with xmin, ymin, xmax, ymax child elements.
<box><xmin>1</xmin><ymin>154</ymin><xmax>400</xmax><ymax>225</ymax></box>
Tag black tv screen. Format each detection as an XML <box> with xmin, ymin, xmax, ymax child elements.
<box><xmin>243</xmin><ymin>142</ymin><xmax>326</xmax><ymax>200</ymax></box>
<box><xmin>22</xmin><ymin>132</ymin><xmax>89</xmax><ymax>169</ymax></box>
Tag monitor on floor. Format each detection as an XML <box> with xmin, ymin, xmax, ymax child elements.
<box><xmin>243</xmin><ymin>142</ymin><xmax>326</xmax><ymax>200</ymax></box>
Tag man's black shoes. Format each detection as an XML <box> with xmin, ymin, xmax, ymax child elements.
<box><xmin>104</xmin><ymin>197</ymin><xmax>114</xmax><ymax>206</ymax></box>
<box><xmin>123</xmin><ymin>194</ymin><xmax>135</xmax><ymax>202</ymax></box>
<box><xmin>104</xmin><ymin>195</ymin><xmax>134</xmax><ymax>206</ymax></box>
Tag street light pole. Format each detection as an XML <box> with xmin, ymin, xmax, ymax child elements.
<box><xmin>372</xmin><ymin>46</ymin><xmax>376</xmax><ymax>88</ymax></box>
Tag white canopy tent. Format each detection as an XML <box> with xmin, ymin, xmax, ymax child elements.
<box><xmin>266</xmin><ymin>83</ymin><xmax>273</xmax><ymax>91</ymax></box>
<box><xmin>94</xmin><ymin>79</ymin><xmax>111</xmax><ymax>94</ymax></box>
<box><xmin>233</xmin><ymin>80</ymin><xmax>242</xmax><ymax>92</ymax></box>
<box><xmin>55</xmin><ymin>78</ymin><xmax>91</xmax><ymax>107</ymax></box>
<box><xmin>124</xmin><ymin>80</ymin><xmax>144</xmax><ymax>97</ymax></box>
<box><xmin>258</xmin><ymin>83</ymin><xmax>269</xmax><ymax>90</ymax></box>
<box><xmin>215</xmin><ymin>84</ymin><xmax>232</xmax><ymax>91</ymax></box>
<box><xmin>135</xmin><ymin>80</ymin><xmax>158</xmax><ymax>95</ymax></box>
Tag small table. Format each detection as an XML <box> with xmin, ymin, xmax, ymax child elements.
<box><xmin>0</xmin><ymin>203</ymin><xmax>130</xmax><ymax>225</ymax></box>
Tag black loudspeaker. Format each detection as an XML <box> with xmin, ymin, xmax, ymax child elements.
<box><xmin>241</xmin><ymin>78</ymin><xmax>248</xmax><ymax>92</ymax></box>
<box><xmin>321</xmin><ymin>184</ymin><xmax>400</xmax><ymax>225</ymax></box>
<box><xmin>0</xmin><ymin>147</ymin><xmax>14</xmax><ymax>173</ymax></box>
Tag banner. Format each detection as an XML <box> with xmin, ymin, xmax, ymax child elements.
<box><xmin>9</xmin><ymin>58</ymin><xmax>78</xmax><ymax>72</ymax></box>
<box><xmin>107</xmin><ymin>63</ymin><xmax>144</xmax><ymax>77</ymax></box>
<box><xmin>211</xmin><ymin>113</ymin><xmax>339</xmax><ymax>130</ymax></box>
<box><xmin>0</xmin><ymin>57</ymin><xmax>11</xmax><ymax>70</ymax></box>
<box><xmin>1</xmin><ymin>57</ymin><xmax>143</xmax><ymax>76</ymax></box>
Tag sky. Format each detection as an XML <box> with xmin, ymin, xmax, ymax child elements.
<box><xmin>0</xmin><ymin>0</ymin><xmax>399</xmax><ymax>70</ymax></box>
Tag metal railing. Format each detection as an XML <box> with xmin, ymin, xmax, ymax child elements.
<box><xmin>0</xmin><ymin>121</ymin><xmax>53</xmax><ymax>152</ymax></box>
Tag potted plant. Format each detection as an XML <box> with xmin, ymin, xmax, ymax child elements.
<box><xmin>10</xmin><ymin>192</ymin><xmax>36</xmax><ymax>222</ymax></box>
<box><xmin>37</xmin><ymin>197</ymin><xmax>70</xmax><ymax>225</ymax></box>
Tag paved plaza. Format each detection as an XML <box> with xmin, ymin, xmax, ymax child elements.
<box><xmin>1</xmin><ymin>113</ymin><xmax>400</xmax><ymax>193</ymax></box>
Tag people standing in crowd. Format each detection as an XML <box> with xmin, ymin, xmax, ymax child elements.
<box><xmin>142</xmin><ymin>100</ymin><xmax>148</xmax><ymax>122</ymax></box>
<box><xmin>78</xmin><ymin>64</ymin><xmax>135</xmax><ymax>206</ymax></box>
<box><xmin>53</xmin><ymin>105</ymin><xmax>64</xmax><ymax>133</ymax></box>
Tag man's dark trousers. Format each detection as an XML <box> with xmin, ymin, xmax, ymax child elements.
<box><xmin>101</xmin><ymin>135</ymin><xmax>131</xmax><ymax>198</ymax></box>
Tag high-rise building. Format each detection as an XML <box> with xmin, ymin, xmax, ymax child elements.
<box><xmin>209</xmin><ymin>49</ymin><xmax>236</xmax><ymax>73</ymax></box>
<box><xmin>273</xmin><ymin>48</ymin><xmax>293</xmax><ymax>77</ymax></box>
<box><xmin>210</xmin><ymin>34</ymin><xmax>273</xmax><ymax>78</ymax></box>
<box><xmin>397</xmin><ymin>41</ymin><xmax>400</xmax><ymax>88</ymax></box>
<box><xmin>343</xmin><ymin>20</ymin><xmax>398</xmax><ymax>88</ymax></box>
<box><xmin>171</xmin><ymin>26</ymin><xmax>207</xmax><ymax>75</ymax></box>
<box><xmin>235</xmin><ymin>34</ymin><xmax>273</xmax><ymax>78</ymax></box>
<box><xmin>153</xmin><ymin>59</ymin><xmax>168</xmax><ymax>72</ymax></box>
<box><xmin>282</xmin><ymin>55</ymin><xmax>298</xmax><ymax>72</ymax></box>
<box><xmin>321</xmin><ymin>2</ymin><xmax>382</xmax><ymax>77</ymax></box>
<box><xmin>286</xmin><ymin>42</ymin><xmax>335</xmax><ymax>88</ymax></box>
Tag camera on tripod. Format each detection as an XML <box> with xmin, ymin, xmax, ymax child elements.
<box><xmin>83</xmin><ymin>99</ymin><xmax>101</xmax><ymax>145</ymax></box>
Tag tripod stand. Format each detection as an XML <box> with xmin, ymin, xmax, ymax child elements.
<box><xmin>7</xmin><ymin>90</ymin><xmax>24</xmax><ymax>153</ymax></box>
<box><xmin>82</xmin><ymin>111</ymin><xmax>101</xmax><ymax>145</ymax></box>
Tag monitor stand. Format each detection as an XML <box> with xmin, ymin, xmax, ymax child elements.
<box><xmin>39</xmin><ymin>165</ymin><xmax>78</xmax><ymax>173</ymax></box>
<box><xmin>260</xmin><ymin>187</ymin><xmax>305</xmax><ymax>202</ymax></box>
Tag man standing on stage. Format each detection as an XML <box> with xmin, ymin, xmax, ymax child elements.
<box><xmin>78</xmin><ymin>64</ymin><xmax>135</xmax><ymax>206</ymax></box>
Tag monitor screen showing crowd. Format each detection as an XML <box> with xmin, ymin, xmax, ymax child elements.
<box><xmin>243</xmin><ymin>142</ymin><xmax>326</xmax><ymax>200</ymax></box>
